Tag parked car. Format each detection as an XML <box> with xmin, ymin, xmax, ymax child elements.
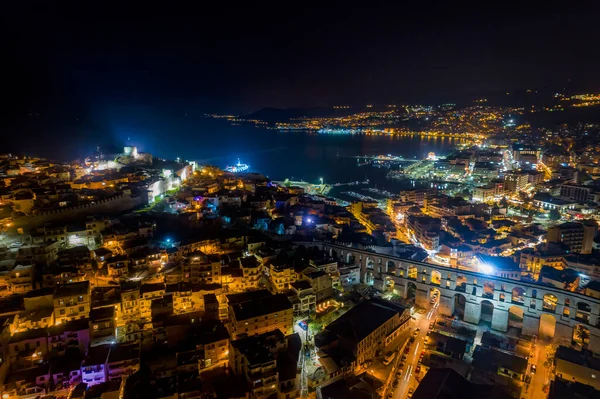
<box><xmin>531</xmin><ymin>364</ymin><xmax>537</xmax><ymax>374</ymax></box>
<box><xmin>408</xmin><ymin>388</ymin><xmax>414</xmax><ymax>398</ymax></box>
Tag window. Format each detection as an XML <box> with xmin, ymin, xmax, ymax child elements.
<box><xmin>79</xmin><ymin>306</ymin><xmax>84</xmax><ymax>312</ymax></box>
<box><xmin>60</xmin><ymin>309</ymin><xmax>65</xmax><ymax>315</ymax></box>
<box><xmin>59</xmin><ymin>299</ymin><xmax>64</xmax><ymax>305</ymax></box>
<box><xmin>93</xmin><ymin>325</ymin><xmax>99</xmax><ymax>331</ymax></box>
<box><xmin>565</xmin><ymin>298</ymin><xmax>571</xmax><ymax>306</ymax></box>
<box><xmin>563</xmin><ymin>308</ymin><xmax>570</xmax><ymax>317</ymax></box>
<box><xmin>78</xmin><ymin>296</ymin><xmax>84</xmax><ymax>302</ymax></box>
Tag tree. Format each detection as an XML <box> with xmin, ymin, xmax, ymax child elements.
<box><xmin>549</xmin><ymin>208</ymin><xmax>561</xmax><ymax>221</ymax></box>
<box><xmin>575</xmin><ymin>325</ymin><xmax>590</xmax><ymax>345</ymax></box>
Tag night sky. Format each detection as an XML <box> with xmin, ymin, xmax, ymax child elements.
<box><xmin>2</xmin><ymin>2</ymin><xmax>600</xmax><ymax>157</ymax></box>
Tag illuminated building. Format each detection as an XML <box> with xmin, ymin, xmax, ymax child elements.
<box><xmin>182</xmin><ymin>251</ymin><xmax>222</xmax><ymax>284</ymax></box>
<box><xmin>8</xmin><ymin>264</ymin><xmax>34</xmax><ymax>294</ymax></box>
<box><xmin>547</xmin><ymin>221</ymin><xmax>597</xmax><ymax>255</ymax></box>
<box><xmin>227</xmin><ymin>290</ymin><xmax>293</xmax><ymax>340</ymax></box>
<box><xmin>315</xmin><ymin>298</ymin><xmax>409</xmax><ymax>366</ymax></box>
<box><xmin>503</xmin><ymin>172</ymin><xmax>528</xmax><ymax>193</ymax></box>
<box><xmin>238</xmin><ymin>255</ymin><xmax>263</xmax><ymax>290</ymax></box>
<box><xmin>139</xmin><ymin>283</ymin><xmax>165</xmax><ymax>321</ymax></box>
<box><xmin>533</xmin><ymin>193</ymin><xmax>577</xmax><ymax>212</ymax></box>
<box><xmin>559</xmin><ymin>183</ymin><xmax>595</xmax><ymax>204</ymax></box>
<box><xmin>289</xmin><ymin>280</ymin><xmax>316</xmax><ymax>314</ymax></box>
<box><xmin>267</xmin><ymin>260</ymin><xmax>297</xmax><ymax>292</ymax></box>
<box><xmin>54</xmin><ymin>281</ymin><xmax>91</xmax><ymax>325</ymax></box>
<box><xmin>554</xmin><ymin>346</ymin><xmax>600</xmax><ymax>391</ymax></box>
<box><xmin>229</xmin><ymin>329</ymin><xmax>300</xmax><ymax>399</ymax></box>
<box><xmin>519</xmin><ymin>248</ymin><xmax>566</xmax><ymax>276</ymax></box>
<box><xmin>407</xmin><ymin>215</ymin><xmax>441</xmax><ymax>251</ymax></box>
<box><xmin>89</xmin><ymin>307</ymin><xmax>116</xmax><ymax>347</ymax></box>
<box><xmin>512</xmin><ymin>144</ymin><xmax>540</xmax><ymax>163</ymax></box>
<box><xmin>472</xmin><ymin>185</ymin><xmax>497</xmax><ymax>202</ymax></box>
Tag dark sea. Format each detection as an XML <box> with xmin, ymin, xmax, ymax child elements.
<box><xmin>16</xmin><ymin>113</ymin><xmax>460</xmax><ymax>194</ymax></box>
<box><xmin>145</xmin><ymin>119</ymin><xmax>461</xmax><ymax>187</ymax></box>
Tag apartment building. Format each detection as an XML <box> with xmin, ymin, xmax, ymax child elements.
<box><xmin>139</xmin><ymin>283</ymin><xmax>165</xmax><ymax>321</ymax></box>
<box><xmin>54</xmin><ymin>281</ymin><xmax>91</xmax><ymax>324</ymax></box>
<box><xmin>316</xmin><ymin>299</ymin><xmax>409</xmax><ymax>366</ymax></box>
<box><xmin>407</xmin><ymin>215</ymin><xmax>441</xmax><ymax>251</ymax></box>
<box><xmin>230</xmin><ymin>329</ymin><xmax>300</xmax><ymax>399</ymax></box>
<box><xmin>267</xmin><ymin>260</ymin><xmax>297</xmax><ymax>293</ymax></box>
<box><xmin>182</xmin><ymin>251</ymin><xmax>222</xmax><ymax>285</ymax></box>
<box><xmin>547</xmin><ymin>221</ymin><xmax>597</xmax><ymax>254</ymax></box>
<box><xmin>227</xmin><ymin>290</ymin><xmax>293</xmax><ymax>339</ymax></box>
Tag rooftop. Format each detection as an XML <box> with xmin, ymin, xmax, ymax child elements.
<box><xmin>55</xmin><ymin>281</ymin><xmax>89</xmax><ymax>298</ymax></box>
<box><xmin>230</xmin><ymin>293</ymin><xmax>292</xmax><ymax>321</ymax></box>
<box><xmin>319</xmin><ymin>299</ymin><xmax>404</xmax><ymax>345</ymax></box>
<box><xmin>412</xmin><ymin>367</ymin><xmax>511</xmax><ymax>399</ymax></box>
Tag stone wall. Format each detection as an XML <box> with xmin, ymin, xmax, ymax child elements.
<box><xmin>13</xmin><ymin>194</ymin><xmax>145</xmax><ymax>230</ymax></box>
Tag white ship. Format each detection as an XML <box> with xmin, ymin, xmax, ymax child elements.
<box><xmin>225</xmin><ymin>159</ymin><xmax>250</xmax><ymax>173</ymax></box>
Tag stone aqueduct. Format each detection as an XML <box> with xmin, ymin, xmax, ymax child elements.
<box><xmin>307</xmin><ymin>242</ymin><xmax>600</xmax><ymax>348</ymax></box>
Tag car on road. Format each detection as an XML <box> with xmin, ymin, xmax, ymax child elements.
<box><xmin>392</xmin><ymin>380</ymin><xmax>399</xmax><ymax>388</ymax></box>
<box><xmin>412</xmin><ymin>330</ymin><xmax>419</xmax><ymax>338</ymax></box>
<box><xmin>415</xmin><ymin>365</ymin><xmax>421</xmax><ymax>374</ymax></box>
<box><xmin>531</xmin><ymin>364</ymin><xmax>537</xmax><ymax>373</ymax></box>
<box><xmin>408</xmin><ymin>388</ymin><xmax>414</xmax><ymax>398</ymax></box>
<box><xmin>401</xmin><ymin>354</ymin><xmax>407</xmax><ymax>362</ymax></box>
<box><xmin>429</xmin><ymin>322</ymin><xmax>434</xmax><ymax>329</ymax></box>
<box><xmin>396</xmin><ymin>369</ymin><xmax>403</xmax><ymax>377</ymax></box>
<box><xmin>404</xmin><ymin>347</ymin><xmax>411</xmax><ymax>354</ymax></box>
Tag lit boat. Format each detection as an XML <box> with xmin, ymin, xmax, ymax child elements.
<box><xmin>225</xmin><ymin>159</ymin><xmax>250</xmax><ymax>173</ymax></box>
